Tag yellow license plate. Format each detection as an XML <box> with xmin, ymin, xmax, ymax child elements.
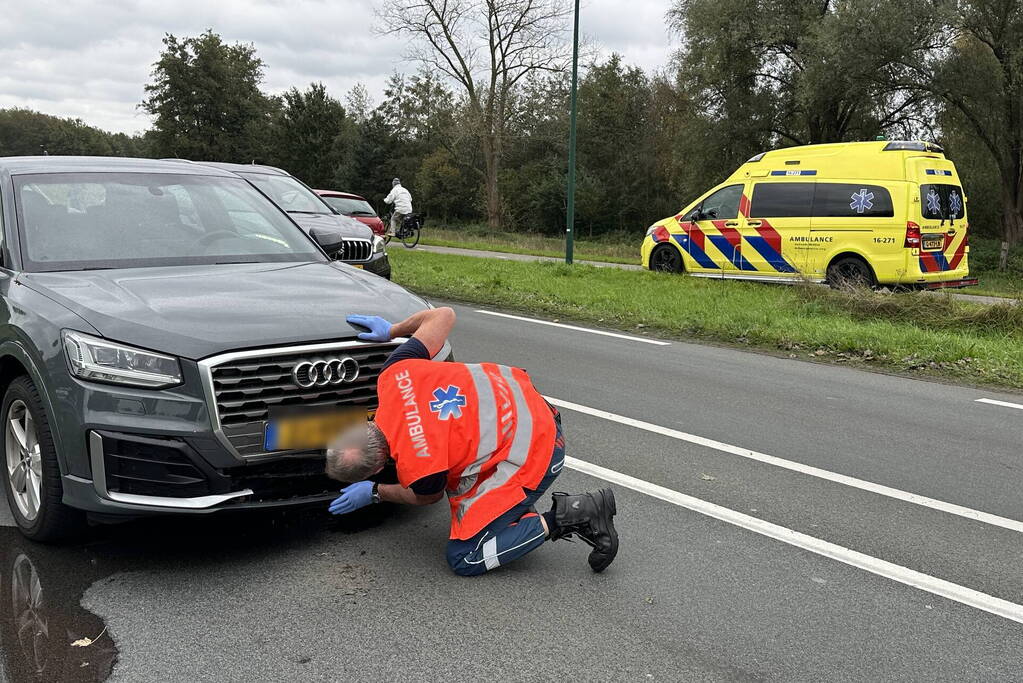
<box><xmin>353</xmin><ymin>264</ymin><xmax>364</xmax><ymax>269</ymax></box>
<box><xmin>264</xmin><ymin>408</ymin><xmax>371</xmax><ymax>451</ymax></box>
<box><xmin>923</xmin><ymin>237</ymin><xmax>943</xmax><ymax>250</ymax></box>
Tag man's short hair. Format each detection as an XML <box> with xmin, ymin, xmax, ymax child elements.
<box><xmin>392</xmin><ymin>178</ymin><xmax>401</xmax><ymax>186</ymax></box>
<box><xmin>325</xmin><ymin>422</ymin><xmax>391</xmax><ymax>482</ymax></box>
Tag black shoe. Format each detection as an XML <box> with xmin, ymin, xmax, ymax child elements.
<box><xmin>550</xmin><ymin>488</ymin><xmax>619</xmax><ymax>572</ymax></box>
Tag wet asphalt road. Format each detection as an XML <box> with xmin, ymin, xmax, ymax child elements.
<box><xmin>1</xmin><ymin>301</ymin><xmax>1022</xmax><ymax>681</ymax></box>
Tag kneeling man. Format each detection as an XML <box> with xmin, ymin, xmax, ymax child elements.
<box><xmin>325</xmin><ymin>307</ymin><xmax>618</xmax><ymax>576</ymax></box>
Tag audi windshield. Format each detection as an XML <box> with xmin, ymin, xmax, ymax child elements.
<box><xmin>13</xmin><ymin>173</ymin><xmax>325</xmax><ymax>272</ymax></box>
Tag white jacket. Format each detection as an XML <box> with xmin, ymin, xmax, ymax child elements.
<box><xmin>384</xmin><ymin>185</ymin><xmax>413</xmax><ymax>214</ymax></box>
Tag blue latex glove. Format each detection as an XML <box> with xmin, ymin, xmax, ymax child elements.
<box><xmin>329</xmin><ymin>481</ymin><xmax>375</xmax><ymax>515</ymax></box>
<box><xmin>347</xmin><ymin>314</ymin><xmax>392</xmax><ymax>343</ymax></box>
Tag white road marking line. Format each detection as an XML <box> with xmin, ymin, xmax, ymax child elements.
<box><xmin>564</xmin><ymin>455</ymin><xmax>1023</xmax><ymax>625</ymax></box>
<box><xmin>474</xmin><ymin>310</ymin><xmax>670</xmax><ymax>346</ymax></box>
<box><xmin>547</xmin><ymin>397</ymin><xmax>1023</xmax><ymax>535</ymax></box>
<box><xmin>976</xmin><ymin>398</ymin><xmax>1023</xmax><ymax>412</ymax></box>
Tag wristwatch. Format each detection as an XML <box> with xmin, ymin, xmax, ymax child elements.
<box><xmin>371</xmin><ymin>483</ymin><xmax>381</xmax><ymax>505</ymax></box>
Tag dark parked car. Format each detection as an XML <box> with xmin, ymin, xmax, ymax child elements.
<box><xmin>315</xmin><ymin>190</ymin><xmax>386</xmax><ymax>236</ymax></box>
<box><xmin>195</xmin><ymin>163</ymin><xmax>390</xmax><ymax>279</ymax></box>
<box><xmin>0</xmin><ymin>156</ymin><xmax>449</xmax><ymax>541</ymax></box>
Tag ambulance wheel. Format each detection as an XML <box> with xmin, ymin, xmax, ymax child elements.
<box><xmin>650</xmin><ymin>245</ymin><xmax>683</xmax><ymax>273</ymax></box>
<box><xmin>827</xmin><ymin>256</ymin><xmax>874</xmax><ymax>290</ymax></box>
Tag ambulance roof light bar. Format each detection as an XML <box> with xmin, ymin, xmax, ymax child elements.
<box><xmin>883</xmin><ymin>141</ymin><xmax>945</xmax><ymax>153</ymax></box>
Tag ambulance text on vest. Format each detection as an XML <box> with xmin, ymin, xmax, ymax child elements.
<box><xmin>395</xmin><ymin>369</ymin><xmax>431</xmax><ymax>458</ymax></box>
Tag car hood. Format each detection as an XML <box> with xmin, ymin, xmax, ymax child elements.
<box><xmin>288</xmin><ymin>213</ymin><xmax>373</xmax><ymax>239</ymax></box>
<box><xmin>21</xmin><ymin>262</ymin><xmax>429</xmax><ymax>360</ymax></box>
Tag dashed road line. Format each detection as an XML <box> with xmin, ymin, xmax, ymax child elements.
<box><xmin>976</xmin><ymin>398</ymin><xmax>1023</xmax><ymax>412</ymax></box>
<box><xmin>565</xmin><ymin>455</ymin><xmax>1023</xmax><ymax>625</ymax></box>
<box><xmin>474</xmin><ymin>310</ymin><xmax>670</xmax><ymax>346</ymax></box>
<box><xmin>548</xmin><ymin>396</ymin><xmax>1023</xmax><ymax>535</ymax></box>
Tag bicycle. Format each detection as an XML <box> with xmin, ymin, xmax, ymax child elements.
<box><xmin>384</xmin><ymin>213</ymin><xmax>423</xmax><ymax>249</ymax></box>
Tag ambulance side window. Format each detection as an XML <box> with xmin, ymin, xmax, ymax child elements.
<box><xmin>698</xmin><ymin>185</ymin><xmax>742</xmax><ymax>221</ymax></box>
<box><xmin>749</xmin><ymin>183</ymin><xmax>814</xmax><ymax>218</ymax></box>
<box><xmin>814</xmin><ymin>183</ymin><xmax>894</xmax><ymax>218</ymax></box>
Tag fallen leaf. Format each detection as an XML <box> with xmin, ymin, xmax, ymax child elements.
<box><xmin>700</xmin><ymin>473</ymin><xmax>716</xmax><ymax>481</ymax></box>
<box><xmin>71</xmin><ymin>626</ymin><xmax>106</xmax><ymax>648</ymax></box>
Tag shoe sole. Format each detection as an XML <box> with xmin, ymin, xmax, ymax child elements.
<box><xmin>589</xmin><ymin>488</ymin><xmax>619</xmax><ymax>573</ymax></box>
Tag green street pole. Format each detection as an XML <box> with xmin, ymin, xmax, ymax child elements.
<box><xmin>565</xmin><ymin>0</ymin><xmax>580</xmax><ymax>265</ymax></box>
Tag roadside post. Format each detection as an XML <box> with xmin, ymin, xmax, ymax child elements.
<box><xmin>566</xmin><ymin>0</ymin><xmax>580</xmax><ymax>265</ymax></box>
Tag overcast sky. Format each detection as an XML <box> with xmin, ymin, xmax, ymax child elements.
<box><xmin>0</xmin><ymin>0</ymin><xmax>674</xmax><ymax>135</ymax></box>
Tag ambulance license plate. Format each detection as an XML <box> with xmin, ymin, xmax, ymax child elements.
<box><xmin>923</xmin><ymin>237</ymin><xmax>943</xmax><ymax>250</ymax></box>
<box><xmin>264</xmin><ymin>407</ymin><xmax>370</xmax><ymax>451</ymax></box>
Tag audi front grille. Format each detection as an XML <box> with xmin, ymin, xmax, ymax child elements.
<box><xmin>198</xmin><ymin>341</ymin><xmax>399</xmax><ymax>459</ymax></box>
<box><xmin>334</xmin><ymin>239</ymin><xmax>372</xmax><ymax>263</ymax></box>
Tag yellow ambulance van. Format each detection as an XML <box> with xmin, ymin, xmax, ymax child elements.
<box><xmin>641</xmin><ymin>141</ymin><xmax>978</xmax><ymax>289</ymax></box>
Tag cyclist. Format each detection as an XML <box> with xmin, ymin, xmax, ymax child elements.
<box><xmin>383</xmin><ymin>178</ymin><xmax>413</xmax><ymax>237</ymax></box>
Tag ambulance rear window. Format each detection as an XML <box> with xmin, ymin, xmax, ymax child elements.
<box><xmin>921</xmin><ymin>184</ymin><xmax>965</xmax><ymax>220</ymax></box>
<box><xmin>813</xmin><ymin>184</ymin><xmax>894</xmax><ymax>218</ymax></box>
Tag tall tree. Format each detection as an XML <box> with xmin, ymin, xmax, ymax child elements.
<box><xmin>269</xmin><ymin>82</ymin><xmax>355</xmax><ymax>188</ymax></box>
<box><xmin>896</xmin><ymin>0</ymin><xmax>1023</xmax><ymax>268</ymax></box>
<box><xmin>669</xmin><ymin>0</ymin><xmax>937</xmax><ymax>146</ymax></box>
<box><xmin>141</xmin><ymin>30</ymin><xmax>274</xmax><ymax>161</ymax></box>
<box><xmin>380</xmin><ymin>0</ymin><xmax>573</xmax><ymax>230</ymax></box>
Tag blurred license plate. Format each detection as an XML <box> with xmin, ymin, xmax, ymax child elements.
<box><xmin>353</xmin><ymin>264</ymin><xmax>364</xmax><ymax>269</ymax></box>
<box><xmin>264</xmin><ymin>407</ymin><xmax>370</xmax><ymax>451</ymax></box>
<box><xmin>923</xmin><ymin>237</ymin><xmax>943</xmax><ymax>250</ymax></box>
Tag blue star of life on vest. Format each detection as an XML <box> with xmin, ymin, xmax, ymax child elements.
<box><xmin>430</xmin><ymin>385</ymin><xmax>467</xmax><ymax>420</ymax></box>
<box><xmin>850</xmin><ymin>189</ymin><xmax>874</xmax><ymax>214</ymax></box>
<box><xmin>926</xmin><ymin>189</ymin><xmax>942</xmax><ymax>214</ymax></box>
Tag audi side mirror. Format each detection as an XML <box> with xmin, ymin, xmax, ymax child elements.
<box><xmin>309</xmin><ymin>227</ymin><xmax>344</xmax><ymax>255</ymax></box>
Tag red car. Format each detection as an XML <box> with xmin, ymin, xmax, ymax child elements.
<box><xmin>315</xmin><ymin>190</ymin><xmax>386</xmax><ymax>236</ymax></box>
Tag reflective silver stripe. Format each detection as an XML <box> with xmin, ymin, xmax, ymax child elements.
<box><xmin>457</xmin><ymin>365</ymin><xmax>534</xmax><ymax>522</ymax></box>
<box><xmin>483</xmin><ymin>537</ymin><xmax>500</xmax><ymax>570</ymax></box>
<box><xmin>450</xmin><ymin>473</ymin><xmax>478</xmax><ymax>496</ymax></box>
<box><xmin>467</xmin><ymin>364</ymin><xmax>499</xmax><ymax>472</ymax></box>
<box><xmin>448</xmin><ymin>365</ymin><xmax>502</xmax><ymax>497</ymax></box>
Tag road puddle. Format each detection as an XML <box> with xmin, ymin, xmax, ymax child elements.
<box><xmin>0</xmin><ymin>528</ymin><xmax>117</xmax><ymax>682</ymax></box>
<box><xmin>0</xmin><ymin>504</ymin><xmax>373</xmax><ymax>682</ymax></box>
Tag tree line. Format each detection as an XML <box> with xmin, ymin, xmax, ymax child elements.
<box><xmin>0</xmin><ymin>1</ymin><xmax>1020</xmax><ymax>268</ymax></box>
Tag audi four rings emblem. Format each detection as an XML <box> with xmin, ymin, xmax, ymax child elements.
<box><xmin>292</xmin><ymin>357</ymin><xmax>360</xmax><ymax>388</ymax></box>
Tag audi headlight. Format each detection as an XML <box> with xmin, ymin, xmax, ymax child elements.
<box><xmin>63</xmin><ymin>331</ymin><xmax>182</xmax><ymax>388</ymax></box>
<box><xmin>373</xmin><ymin>235</ymin><xmax>386</xmax><ymax>254</ymax></box>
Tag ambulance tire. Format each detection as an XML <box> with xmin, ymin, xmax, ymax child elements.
<box><xmin>650</xmin><ymin>244</ymin><xmax>683</xmax><ymax>273</ymax></box>
<box><xmin>826</xmin><ymin>256</ymin><xmax>875</xmax><ymax>290</ymax></box>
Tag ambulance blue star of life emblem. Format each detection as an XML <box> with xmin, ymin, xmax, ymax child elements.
<box><xmin>949</xmin><ymin>192</ymin><xmax>962</xmax><ymax>216</ymax></box>
<box><xmin>850</xmin><ymin>189</ymin><xmax>874</xmax><ymax>214</ymax></box>
<box><xmin>927</xmin><ymin>189</ymin><xmax>942</xmax><ymax>214</ymax></box>
<box><xmin>430</xmin><ymin>386</ymin><xmax>467</xmax><ymax>420</ymax></box>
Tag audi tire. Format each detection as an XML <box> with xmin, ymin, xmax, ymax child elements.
<box><xmin>1</xmin><ymin>376</ymin><xmax>84</xmax><ymax>543</ymax></box>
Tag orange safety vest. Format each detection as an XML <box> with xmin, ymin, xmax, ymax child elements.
<box><xmin>375</xmin><ymin>359</ymin><xmax>557</xmax><ymax>540</ymax></box>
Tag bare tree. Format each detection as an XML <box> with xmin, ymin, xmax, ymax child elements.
<box><xmin>380</xmin><ymin>0</ymin><xmax>573</xmax><ymax>230</ymax></box>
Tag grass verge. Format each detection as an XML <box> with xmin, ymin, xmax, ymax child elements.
<box><xmin>421</xmin><ymin>226</ymin><xmax>1023</xmax><ymax>298</ymax></box>
<box><xmin>421</xmin><ymin>226</ymin><xmax>638</xmax><ymax>264</ymax></box>
<box><xmin>390</xmin><ymin>248</ymin><xmax>1023</xmax><ymax>390</ymax></box>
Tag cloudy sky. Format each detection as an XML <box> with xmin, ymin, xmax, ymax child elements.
<box><xmin>0</xmin><ymin>0</ymin><xmax>674</xmax><ymax>135</ymax></box>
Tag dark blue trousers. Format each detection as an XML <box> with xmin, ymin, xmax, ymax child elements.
<box><xmin>446</xmin><ymin>423</ymin><xmax>565</xmax><ymax>576</ymax></box>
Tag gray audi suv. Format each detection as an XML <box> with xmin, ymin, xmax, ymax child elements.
<box><xmin>0</xmin><ymin>156</ymin><xmax>448</xmax><ymax>542</ymax></box>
